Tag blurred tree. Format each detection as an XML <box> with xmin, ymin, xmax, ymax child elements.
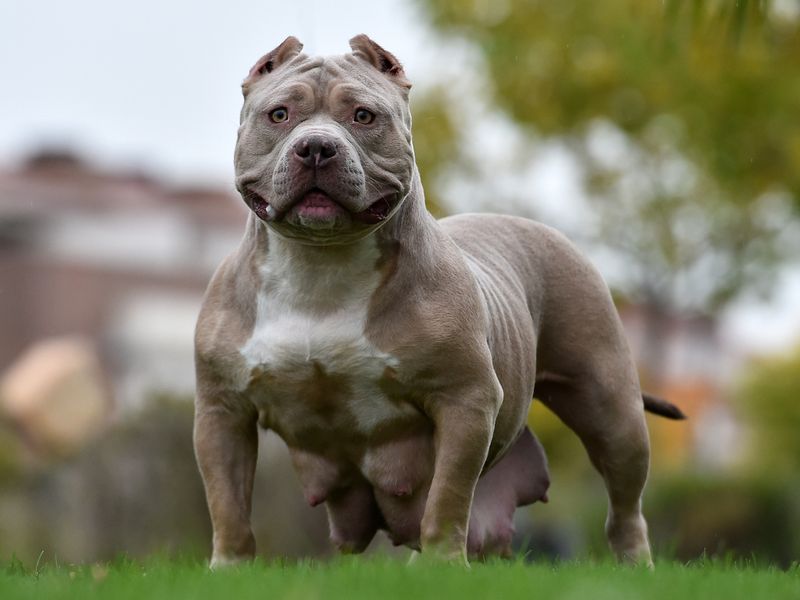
<box><xmin>409</xmin><ymin>86</ymin><xmax>461</xmax><ymax>217</ymax></box>
<box><xmin>736</xmin><ymin>345</ymin><xmax>800</xmax><ymax>474</ymax></box>
<box><xmin>412</xmin><ymin>0</ymin><xmax>800</xmax><ymax>321</ymax></box>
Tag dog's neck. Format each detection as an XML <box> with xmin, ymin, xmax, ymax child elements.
<box><xmin>379</xmin><ymin>171</ymin><xmax>438</xmax><ymax>250</ymax></box>
<box><xmin>242</xmin><ymin>170</ymin><xmax>437</xmax><ymax>287</ymax></box>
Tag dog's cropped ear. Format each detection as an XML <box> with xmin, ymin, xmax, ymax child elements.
<box><xmin>349</xmin><ymin>34</ymin><xmax>411</xmax><ymax>89</ymax></box>
<box><xmin>242</xmin><ymin>36</ymin><xmax>304</xmax><ymax>94</ymax></box>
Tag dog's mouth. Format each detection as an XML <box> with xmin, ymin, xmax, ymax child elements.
<box><xmin>242</xmin><ymin>187</ymin><xmax>277</xmax><ymax>222</ymax></box>
<box><xmin>353</xmin><ymin>195</ymin><xmax>394</xmax><ymax>224</ymax></box>
<box><xmin>291</xmin><ymin>188</ymin><xmax>347</xmax><ymax>222</ymax></box>
<box><xmin>243</xmin><ymin>187</ymin><xmax>397</xmax><ymax>225</ymax></box>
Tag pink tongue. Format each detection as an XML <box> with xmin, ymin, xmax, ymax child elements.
<box><xmin>296</xmin><ymin>191</ymin><xmax>341</xmax><ymax>217</ymax></box>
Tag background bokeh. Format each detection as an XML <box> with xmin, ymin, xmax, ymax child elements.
<box><xmin>1</xmin><ymin>0</ymin><xmax>799</xmax><ymax>567</ymax></box>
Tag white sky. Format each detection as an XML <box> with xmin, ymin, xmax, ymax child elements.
<box><xmin>1</xmin><ymin>0</ymin><xmax>799</xmax><ymax>355</ymax></box>
<box><xmin>0</xmin><ymin>0</ymin><xmax>432</xmax><ymax>184</ymax></box>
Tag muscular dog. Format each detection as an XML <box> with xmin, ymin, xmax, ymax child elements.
<box><xmin>193</xmin><ymin>35</ymin><xmax>683</xmax><ymax>567</ymax></box>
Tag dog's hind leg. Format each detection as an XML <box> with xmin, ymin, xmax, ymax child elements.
<box><xmin>534</xmin><ymin>376</ymin><xmax>653</xmax><ymax>566</ymax></box>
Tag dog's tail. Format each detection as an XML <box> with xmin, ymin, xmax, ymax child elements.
<box><xmin>642</xmin><ymin>393</ymin><xmax>686</xmax><ymax>420</ymax></box>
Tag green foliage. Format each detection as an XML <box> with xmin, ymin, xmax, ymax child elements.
<box><xmin>410</xmin><ymin>89</ymin><xmax>461</xmax><ymax>217</ymax></box>
<box><xmin>419</xmin><ymin>0</ymin><xmax>800</xmax><ymax>202</ymax></box>
<box><xmin>412</xmin><ymin>0</ymin><xmax>800</xmax><ymax>312</ymax></box>
<box><xmin>736</xmin><ymin>345</ymin><xmax>800</xmax><ymax>473</ymax></box>
<box><xmin>0</xmin><ymin>557</ymin><xmax>798</xmax><ymax>600</ymax></box>
<box><xmin>646</xmin><ymin>474</ymin><xmax>800</xmax><ymax>567</ymax></box>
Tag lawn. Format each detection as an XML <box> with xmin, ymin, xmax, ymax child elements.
<box><xmin>1</xmin><ymin>556</ymin><xmax>797</xmax><ymax>600</ymax></box>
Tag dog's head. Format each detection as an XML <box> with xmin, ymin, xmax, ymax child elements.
<box><xmin>234</xmin><ymin>35</ymin><xmax>415</xmax><ymax>245</ymax></box>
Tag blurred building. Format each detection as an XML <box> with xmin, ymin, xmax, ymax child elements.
<box><xmin>619</xmin><ymin>302</ymin><xmax>742</xmax><ymax>470</ymax></box>
<box><xmin>0</xmin><ymin>150</ymin><xmax>737</xmax><ymax>465</ymax></box>
<box><xmin>0</xmin><ymin>150</ymin><xmax>246</xmax><ymax>412</ymax></box>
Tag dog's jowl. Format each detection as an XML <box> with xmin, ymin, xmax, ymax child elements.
<box><xmin>194</xmin><ymin>35</ymin><xmax>683</xmax><ymax>567</ymax></box>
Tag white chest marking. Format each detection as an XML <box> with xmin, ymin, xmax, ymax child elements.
<box><xmin>239</xmin><ymin>234</ymin><xmax>409</xmax><ymax>433</ymax></box>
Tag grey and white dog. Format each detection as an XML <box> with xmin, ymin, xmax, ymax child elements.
<box><xmin>193</xmin><ymin>35</ymin><xmax>683</xmax><ymax>567</ymax></box>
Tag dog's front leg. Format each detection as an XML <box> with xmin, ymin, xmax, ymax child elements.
<box><xmin>419</xmin><ymin>386</ymin><xmax>499</xmax><ymax>565</ymax></box>
<box><xmin>194</xmin><ymin>399</ymin><xmax>258</xmax><ymax>568</ymax></box>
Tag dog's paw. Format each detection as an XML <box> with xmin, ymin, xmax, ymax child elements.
<box><xmin>606</xmin><ymin>513</ymin><xmax>653</xmax><ymax>568</ymax></box>
<box><xmin>209</xmin><ymin>553</ymin><xmax>249</xmax><ymax>570</ymax></box>
<box><xmin>411</xmin><ymin>545</ymin><xmax>470</xmax><ymax>568</ymax></box>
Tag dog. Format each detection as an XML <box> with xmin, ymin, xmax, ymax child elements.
<box><xmin>193</xmin><ymin>35</ymin><xmax>684</xmax><ymax>568</ymax></box>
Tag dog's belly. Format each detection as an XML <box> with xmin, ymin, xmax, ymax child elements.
<box><xmin>286</xmin><ymin>423</ymin><xmax>549</xmax><ymax>555</ymax></box>
<box><xmin>244</xmin><ymin>332</ymin><xmax>437</xmax><ymax>551</ymax></box>
<box><xmin>240</xmin><ymin>305</ymin><xmax>431</xmax><ymax>516</ymax></box>
<box><xmin>361</xmin><ymin>427</ymin><xmax>550</xmax><ymax>555</ymax></box>
<box><xmin>240</xmin><ymin>304</ymin><xmax>549</xmax><ymax>555</ymax></box>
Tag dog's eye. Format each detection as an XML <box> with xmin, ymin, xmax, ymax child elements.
<box><xmin>354</xmin><ymin>108</ymin><xmax>375</xmax><ymax>124</ymax></box>
<box><xmin>269</xmin><ymin>107</ymin><xmax>289</xmax><ymax>123</ymax></box>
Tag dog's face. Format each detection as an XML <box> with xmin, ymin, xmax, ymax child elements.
<box><xmin>234</xmin><ymin>36</ymin><xmax>415</xmax><ymax>245</ymax></box>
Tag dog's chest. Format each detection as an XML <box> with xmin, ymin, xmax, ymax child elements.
<box><xmin>239</xmin><ymin>243</ymin><xmax>415</xmax><ymax>442</ymax></box>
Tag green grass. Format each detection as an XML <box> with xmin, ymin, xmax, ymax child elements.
<box><xmin>1</xmin><ymin>557</ymin><xmax>798</xmax><ymax>600</ymax></box>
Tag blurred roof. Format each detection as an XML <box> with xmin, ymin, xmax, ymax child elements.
<box><xmin>0</xmin><ymin>148</ymin><xmax>246</xmax><ymax>229</ymax></box>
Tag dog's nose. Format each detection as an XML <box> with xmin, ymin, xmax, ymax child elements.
<box><xmin>293</xmin><ymin>135</ymin><xmax>337</xmax><ymax>168</ymax></box>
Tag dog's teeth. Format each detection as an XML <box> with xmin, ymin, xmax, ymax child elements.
<box><xmin>265</xmin><ymin>204</ymin><xmax>278</xmax><ymax>221</ymax></box>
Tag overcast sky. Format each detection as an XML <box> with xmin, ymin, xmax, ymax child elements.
<box><xmin>2</xmin><ymin>0</ymin><xmax>799</xmax><ymax>354</ymax></box>
<box><xmin>0</xmin><ymin>0</ymin><xmax>433</xmax><ymax>184</ymax></box>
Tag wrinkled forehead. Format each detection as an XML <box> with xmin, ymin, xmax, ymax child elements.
<box><xmin>243</xmin><ymin>53</ymin><xmax>410</xmax><ymax>120</ymax></box>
